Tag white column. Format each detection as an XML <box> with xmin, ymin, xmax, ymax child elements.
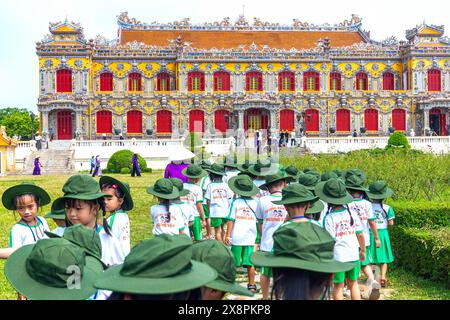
<box><xmin>238</xmin><ymin>110</ymin><xmax>244</xmax><ymax>129</ymax></box>
<box><xmin>75</xmin><ymin>110</ymin><xmax>82</xmax><ymax>138</ymax></box>
<box><xmin>41</xmin><ymin>111</ymin><xmax>49</xmax><ymax>136</ymax></box>
<box><xmin>424</xmin><ymin>109</ymin><xmax>430</xmax><ymax>133</ymax></box>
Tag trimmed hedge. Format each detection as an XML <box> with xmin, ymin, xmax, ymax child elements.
<box><xmin>106</xmin><ymin>150</ymin><xmax>147</xmax><ymax>174</ymax></box>
<box><xmin>390</xmin><ymin>226</ymin><xmax>450</xmax><ymax>288</ymax></box>
<box><xmin>389</xmin><ymin>201</ymin><xmax>450</xmax><ymax>229</ymax></box>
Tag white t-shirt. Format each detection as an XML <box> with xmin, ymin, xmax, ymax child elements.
<box><xmin>182</xmin><ymin>182</ymin><xmax>204</xmax><ymax>217</ymax></box>
<box><xmin>348</xmin><ymin>199</ymin><xmax>375</xmax><ymax>247</ymax></box>
<box><xmin>172</xmin><ymin>202</ymin><xmax>195</xmax><ymax>236</ymax></box>
<box><xmin>150</xmin><ymin>204</ymin><xmax>185</xmax><ymax>236</ymax></box>
<box><xmin>204</xmin><ymin>182</ymin><xmax>234</xmax><ymax>218</ymax></box>
<box><xmin>372</xmin><ymin>203</ymin><xmax>395</xmax><ymax>230</ymax></box>
<box><xmin>324</xmin><ymin>208</ymin><xmax>363</xmax><ymax>263</ymax></box>
<box><xmin>51</xmin><ymin>226</ymin><xmax>66</xmax><ymax>236</ymax></box>
<box><xmin>200</xmin><ymin>176</ymin><xmax>211</xmax><ymax>205</ymax></box>
<box><xmin>9</xmin><ymin>217</ymin><xmax>50</xmax><ymax>248</ymax></box>
<box><xmin>255</xmin><ymin>194</ymin><xmax>288</xmax><ymax>252</ymax></box>
<box><xmin>227</xmin><ymin>197</ymin><xmax>259</xmax><ymax>246</ymax></box>
<box><xmin>317</xmin><ymin>200</ymin><xmax>329</xmax><ymax>226</ymax></box>
<box><xmin>224</xmin><ymin>170</ymin><xmax>240</xmax><ymax>184</ymax></box>
<box><xmin>105</xmin><ymin>209</ymin><xmax>131</xmax><ymax>261</ymax></box>
<box><xmin>254</xmin><ymin>179</ymin><xmax>270</xmax><ymax>199</ymax></box>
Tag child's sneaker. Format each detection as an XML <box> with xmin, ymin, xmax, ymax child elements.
<box><xmin>247</xmin><ymin>284</ymin><xmax>260</xmax><ymax>294</ymax></box>
<box><xmin>343</xmin><ymin>287</ymin><xmax>351</xmax><ymax>298</ymax></box>
<box><xmin>367</xmin><ymin>279</ymin><xmax>381</xmax><ymax>300</ymax></box>
<box><xmin>380</xmin><ymin>279</ymin><xmax>386</xmax><ymax>288</ymax></box>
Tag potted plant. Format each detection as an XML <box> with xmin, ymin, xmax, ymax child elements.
<box><xmin>329</xmin><ymin>127</ymin><xmax>336</xmax><ymax>134</ymax></box>
<box><xmin>146</xmin><ymin>128</ymin><xmax>154</xmax><ymax>136</ymax></box>
<box><xmin>360</xmin><ymin>127</ymin><xmax>367</xmax><ymax>134</ymax></box>
<box><xmin>388</xmin><ymin>127</ymin><xmax>395</xmax><ymax>134</ymax></box>
<box><xmin>114</xmin><ymin>128</ymin><xmax>121</xmax><ymax>135</ymax></box>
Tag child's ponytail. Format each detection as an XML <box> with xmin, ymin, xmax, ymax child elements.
<box><xmin>380</xmin><ymin>199</ymin><xmax>388</xmax><ymax>220</ymax></box>
<box><xmin>98</xmin><ymin>197</ymin><xmax>112</xmax><ymax>236</ymax></box>
<box><xmin>344</xmin><ymin>205</ymin><xmax>355</xmax><ymax>227</ymax></box>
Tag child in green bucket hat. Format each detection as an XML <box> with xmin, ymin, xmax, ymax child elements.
<box><xmin>5</xmin><ymin>237</ymin><xmax>104</xmax><ymax>300</ymax></box>
<box><xmin>205</xmin><ymin>164</ymin><xmax>234</xmax><ymax>242</ymax></box>
<box><xmin>95</xmin><ymin>234</ymin><xmax>217</xmax><ymax>300</ymax></box>
<box><xmin>345</xmin><ymin>174</ymin><xmax>381</xmax><ymax>300</ymax></box>
<box><xmin>45</xmin><ymin>208</ymin><xmax>66</xmax><ymax>236</ymax></box>
<box><xmin>224</xmin><ymin>174</ymin><xmax>260</xmax><ymax>293</ymax></box>
<box><xmin>314</xmin><ymin>178</ymin><xmax>366</xmax><ymax>300</ymax></box>
<box><xmin>147</xmin><ymin>178</ymin><xmax>186</xmax><ymax>237</ymax></box>
<box><xmin>283</xmin><ymin>165</ymin><xmax>300</xmax><ymax>183</ymax></box>
<box><xmin>223</xmin><ymin>154</ymin><xmax>240</xmax><ymax>184</ymax></box>
<box><xmin>99</xmin><ymin>176</ymin><xmax>134</xmax><ymax>263</ymax></box>
<box><xmin>251</xmin><ymin>222</ymin><xmax>356</xmax><ymax>300</ymax></box>
<box><xmin>181</xmin><ymin>164</ymin><xmax>208</xmax><ymax>241</ymax></box>
<box><xmin>169</xmin><ymin>178</ymin><xmax>196</xmax><ymax>239</ymax></box>
<box><xmin>366</xmin><ymin>181</ymin><xmax>396</xmax><ymax>288</ymax></box>
<box><xmin>192</xmin><ymin>240</ymin><xmax>254</xmax><ymax>299</ymax></box>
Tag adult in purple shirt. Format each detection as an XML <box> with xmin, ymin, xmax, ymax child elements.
<box><xmin>164</xmin><ymin>161</ymin><xmax>189</xmax><ymax>183</ymax></box>
<box><xmin>131</xmin><ymin>153</ymin><xmax>141</xmax><ymax>177</ymax></box>
<box><xmin>32</xmin><ymin>157</ymin><xmax>42</xmax><ymax>175</ymax></box>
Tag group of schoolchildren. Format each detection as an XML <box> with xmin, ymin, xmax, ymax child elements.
<box><xmin>0</xmin><ymin>155</ymin><xmax>396</xmax><ymax>300</ymax></box>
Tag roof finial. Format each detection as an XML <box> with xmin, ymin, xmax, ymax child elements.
<box><xmin>242</xmin><ymin>4</ymin><xmax>245</xmax><ymax>17</ymax></box>
<box><xmin>65</xmin><ymin>15</ymin><xmax>68</xmax><ymax>24</ymax></box>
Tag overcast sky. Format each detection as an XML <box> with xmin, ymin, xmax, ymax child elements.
<box><xmin>0</xmin><ymin>0</ymin><xmax>449</xmax><ymax>112</ymax></box>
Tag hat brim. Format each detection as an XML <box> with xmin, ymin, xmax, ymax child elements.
<box><xmin>259</xmin><ymin>176</ymin><xmax>289</xmax><ymax>190</ymax></box>
<box><xmin>206</xmin><ymin>279</ymin><xmax>254</xmax><ymax>297</ymax></box>
<box><xmin>297</xmin><ymin>183</ymin><xmax>317</xmax><ymax>191</ymax></box>
<box><xmin>5</xmin><ymin>245</ymin><xmax>103</xmax><ymax>300</ymax></box>
<box><xmin>366</xmin><ymin>188</ymin><xmax>394</xmax><ymax>200</ymax></box>
<box><xmin>206</xmin><ymin>169</ymin><xmax>226</xmax><ymax>176</ymax></box>
<box><xmin>345</xmin><ymin>186</ymin><xmax>369</xmax><ymax>193</ymax></box>
<box><xmin>2</xmin><ymin>184</ymin><xmax>51</xmax><ymax>210</ymax></box>
<box><xmin>44</xmin><ymin>212</ymin><xmax>66</xmax><ymax>220</ymax></box>
<box><xmin>228</xmin><ymin>176</ymin><xmax>259</xmax><ymax>197</ymax></box>
<box><xmin>99</xmin><ymin>176</ymin><xmax>134</xmax><ymax>211</ymax></box>
<box><xmin>237</xmin><ymin>164</ymin><xmax>253</xmax><ymax>172</ymax></box>
<box><xmin>52</xmin><ymin>192</ymin><xmax>111</xmax><ymax>211</ymax></box>
<box><xmin>247</xmin><ymin>164</ymin><xmax>280</xmax><ymax>177</ymax></box>
<box><xmin>306</xmin><ymin>200</ymin><xmax>325</xmax><ymax>214</ymax></box>
<box><xmin>181</xmin><ymin>168</ymin><xmax>207</xmax><ymax>179</ymax></box>
<box><xmin>272</xmin><ymin>196</ymin><xmax>319</xmax><ymax>206</ymax></box>
<box><xmin>94</xmin><ymin>260</ymin><xmax>217</xmax><ymax>295</ymax></box>
<box><xmin>146</xmin><ymin>187</ymin><xmax>180</xmax><ymax>200</ymax></box>
<box><xmin>314</xmin><ymin>182</ymin><xmax>354</xmax><ymax>205</ymax></box>
<box><xmin>179</xmin><ymin>189</ymin><xmax>190</xmax><ymax>197</ymax></box>
<box><xmin>250</xmin><ymin>251</ymin><xmax>356</xmax><ymax>274</ymax></box>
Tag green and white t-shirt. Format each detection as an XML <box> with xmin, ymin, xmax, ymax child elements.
<box><xmin>254</xmin><ymin>179</ymin><xmax>270</xmax><ymax>199</ymax></box>
<box><xmin>280</xmin><ymin>219</ymin><xmax>322</xmax><ymax>229</ymax></box>
<box><xmin>150</xmin><ymin>204</ymin><xmax>185</xmax><ymax>236</ymax></box>
<box><xmin>255</xmin><ymin>194</ymin><xmax>288</xmax><ymax>252</ymax></box>
<box><xmin>200</xmin><ymin>175</ymin><xmax>211</xmax><ymax>205</ymax></box>
<box><xmin>318</xmin><ymin>200</ymin><xmax>329</xmax><ymax>226</ymax></box>
<box><xmin>204</xmin><ymin>182</ymin><xmax>234</xmax><ymax>218</ymax></box>
<box><xmin>224</xmin><ymin>169</ymin><xmax>240</xmax><ymax>184</ymax></box>
<box><xmin>227</xmin><ymin>197</ymin><xmax>259</xmax><ymax>246</ymax></box>
<box><xmin>182</xmin><ymin>182</ymin><xmax>204</xmax><ymax>217</ymax></box>
<box><xmin>105</xmin><ymin>209</ymin><xmax>131</xmax><ymax>262</ymax></box>
<box><xmin>9</xmin><ymin>217</ymin><xmax>50</xmax><ymax>248</ymax></box>
<box><xmin>371</xmin><ymin>203</ymin><xmax>395</xmax><ymax>230</ymax></box>
<box><xmin>173</xmin><ymin>201</ymin><xmax>195</xmax><ymax>236</ymax></box>
<box><xmin>348</xmin><ymin>199</ymin><xmax>375</xmax><ymax>247</ymax></box>
<box><xmin>324</xmin><ymin>208</ymin><xmax>363</xmax><ymax>263</ymax></box>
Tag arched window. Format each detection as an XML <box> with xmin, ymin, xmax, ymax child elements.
<box><xmin>280</xmin><ymin>109</ymin><xmax>295</xmax><ymax>131</ymax></box>
<box><xmin>303</xmin><ymin>72</ymin><xmax>320</xmax><ymax>91</ymax></box>
<box><xmin>278</xmin><ymin>72</ymin><xmax>295</xmax><ymax>92</ymax></box>
<box><xmin>128</xmin><ymin>73</ymin><xmax>142</xmax><ymax>91</ymax></box>
<box><xmin>156</xmin><ymin>110</ymin><xmax>172</xmax><ymax>133</ymax></box>
<box><xmin>189</xmin><ymin>110</ymin><xmax>204</xmax><ymax>133</ymax></box>
<box><xmin>305</xmin><ymin>109</ymin><xmax>319</xmax><ymax>132</ymax></box>
<box><xmin>364</xmin><ymin>109</ymin><xmax>378</xmax><ymax>131</ymax></box>
<box><xmin>356</xmin><ymin>72</ymin><xmax>368</xmax><ymax>91</ymax></box>
<box><xmin>56</xmin><ymin>69</ymin><xmax>72</xmax><ymax>93</ymax></box>
<box><xmin>156</xmin><ymin>72</ymin><xmax>172</xmax><ymax>91</ymax></box>
<box><xmin>330</xmin><ymin>72</ymin><xmax>342</xmax><ymax>91</ymax></box>
<box><xmin>96</xmin><ymin>111</ymin><xmax>112</xmax><ymax>134</ymax></box>
<box><xmin>428</xmin><ymin>69</ymin><xmax>441</xmax><ymax>92</ymax></box>
<box><xmin>246</xmin><ymin>72</ymin><xmax>263</xmax><ymax>91</ymax></box>
<box><xmin>213</xmin><ymin>72</ymin><xmax>230</xmax><ymax>91</ymax></box>
<box><xmin>392</xmin><ymin>109</ymin><xmax>406</xmax><ymax>131</ymax></box>
<box><xmin>188</xmin><ymin>72</ymin><xmax>205</xmax><ymax>91</ymax></box>
<box><xmin>99</xmin><ymin>72</ymin><xmax>113</xmax><ymax>92</ymax></box>
<box><xmin>127</xmin><ymin>110</ymin><xmax>142</xmax><ymax>134</ymax></box>
<box><xmin>214</xmin><ymin>110</ymin><xmax>230</xmax><ymax>133</ymax></box>
<box><xmin>336</xmin><ymin>109</ymin><xmax>350</xmax><ymax>132</ymax></box>
<box><xmin>383</xmin><ymin>72</ymin><xmax>395</xmax><ymax>91</ymax></box>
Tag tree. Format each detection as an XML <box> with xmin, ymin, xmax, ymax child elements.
<box><xmin>0</xmin><ymin>108</ymin><xmax>39</xmax><ymax>140</ymax></box>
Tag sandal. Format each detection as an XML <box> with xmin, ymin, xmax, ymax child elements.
<box><xmin>380</xmin><ymin>279</ymin><xmax>386</xmax><ymax>288</ymax></box>
<box><xmin>247</xmin><ymin>284</ymin><xmax>260</xmax><ymax>293</ymax></box>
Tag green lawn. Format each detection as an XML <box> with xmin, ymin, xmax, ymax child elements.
<box><xmin>0</xmin><ymin>173</ymin><xmax>448</xmax><ymax>300</ymax></box>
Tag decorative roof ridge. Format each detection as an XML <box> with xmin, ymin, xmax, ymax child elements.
<box><xmin>117</xmin><ymin>12</ymin><xmax>365</xmax><ymax>33</ymax></box>
<box><xmin>406</xmin><ymin>23</ymin><xmax>445</xmax><ymax>40</ymax></box>
<box><xmin>49</xmin><ymin>19</ymin><xmax>83</xmax><ymax>33</ymax></box>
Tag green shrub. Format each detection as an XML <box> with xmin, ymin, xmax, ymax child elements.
<box><xmin>120</xmin><ymin>167</ymin><xmax>131</xmax><ymax>174</ymax></box>
<box><xmin>390</xmin><ymin>226</ymin><xmax>450</xmax><ymax>287</ymax></box>
<box><xmin>107</xmin><ymin>150</ymin><xmax>147</xmax><ymax>174</ymax></box>
<box><xmin>142</xmin><ymin>168</ymin><xmax>152</xmax><ymax>173</ymax></box>
<box><xmin>386</xmin><ymin>132</ymin><xmax>411</xmax><ymax>150</ymax></box>
<box><xmin>389</xmin><ymin>201</ymin><xmax>450</xmax><ymax>229</ymax></box>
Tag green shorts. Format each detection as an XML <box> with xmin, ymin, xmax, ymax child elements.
<box><xmin>202</xmin><ymin>204</ymin><xmax>209</xmax><ymax>219</ymax></box>
<box><xmin>189</xmin><ymin>216</ymin><xmax>202</xmax><ymax>241</ymax></box>
<box><xmin>333</xmin><ymin>260</ymin><xmax>361</xmax><ymax>284</ymax></box>
<box><xmin>210</xmin><ymin>218</ymin><xmax>225</xmax><ymax>228</ymax></box>
<box><xmin>231</xmin><ymin>245</ymin><xmax>254</xmax><ymax>267</ymax></box>
<box><xmin>261</xmin><ymin>266</ymin><xmax>273</xmax><ymax>277</ymax></box>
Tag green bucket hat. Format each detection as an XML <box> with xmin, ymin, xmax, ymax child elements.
<box><xmin>99</xmin><ymin>176</ymin><xmax>134</xmax><ymax>211</ymax></box>
<box><xmin>44</xmin><ymin>209</ymin><xmax>66</xmax><ymax>220</ymax></box>
<box><xmin>192</xmin><ymin>240</ymin><xmax>254</xmax><ymax>297</ymax></box>
<box><xmin>251</xmin><ymin>222</ymin><xmax>356</xmax><ymax>273</ymax></box>
<box><xmin>45</xmin><ymin>224</ymin><xmax>103</xmax><ymax>265</ymax></box>
<box><xmin>4</xmin><ymin>238</ymin><xmax>104</xmax><ymax>300</ymax></box>
<box><xmin>2</xmin><ymin>182</ymin><xmax>51</xmax><ymax>210</ymax></box>
<box><xmin>306</xmin><ymin>200</ymin><xmax>325</xmax><ymax>215</ymax></box>
<box><xmin>344</xmin><ymin>174</ymin><xmax>369</xmax><ymax>192</ymax></box>
<box><xmin>333</xmin><ymin>169</ymin><xmax>346</xmax><ymax>179</ymax></box>
<box><xmin>315</xmin><ymin>178</ymin><xmax>353</xmax><ymax>205</ymax></box>
<box><xmin>52</xmin><ymin>175</ymin><xmax>111</xmax><ymax>211</ymax></box>
<box><xmin>182</xmin><ymin>164</ymin><xmax>207</xmax><ymax>179</ymax></box>
<box><xmin>345</xmin><ymin>168</ymin><xmax>368</xmax><ymax>184</ymax></box>
<box><xmin>303</xmin><ymin>168</ymin><xmax>316</xmax><ymax>174</ymax></box>
<box><xmin>169</xmin><ymin>178</ymin><xmax>190</xmax><ymax>197</ymax></box>
<box><xmin>147</xmin><ymin>178</ymin><xmax>180</xmax><ymax>200</ymax></box>
<box><xmin>298</xmin><ymin>173</ymin><xmax>321</xmax><ymax>191</ymax></box>
<box><xmin>247</xmin><ymin>159</ymin><xmax>279</xmax><ymax>177</ymax></box>
<box><xmin>237</xmin><ymin>160</ymin><xmax>254</xmax><ymax>173</ymax></box>
<box><xmin>283</xmin><ymin>166</ymin><xmax>300</xmax><ymax>181</ymax></box>
<box><xmin>366</xmin><ymin>181</ymin><xmax>394</xmax><ymax>200</ymax></box>
<box><xmin>228</xmin><ymin>175</ymin><xmax>259</xmax><ymax>197</ymax></box>
<box><xmin>207</xmin><ymin>163</ymin><xmax>226</xmax><ymax>176</ymax></box>
<box><xmin>223</xmin><ymin>155</ymin><xmax>239</xmax><ymax>169</ymax></box>
<box><xmin>94</xmin><ymin>234</ymin><xmax>217</xmax><ymax>295</ymax></box>
<box><xmin>321</xmin><ymin>171</ymin><xmax>338</xmax><ymax>182</ymax></box>
<box><xmin>259</xmin><ymin>172</ymin><xmax>289</xmax><ymax>189</ymax></box>
<box><xmin>272</xmin><ymin>183</ymin><xmax>319</xmax><ymax>206</ymax></box>
<box><xmin>199</xmin><ymin>159</ymin><xmax>213</xmax><ymax>170</ymax></box>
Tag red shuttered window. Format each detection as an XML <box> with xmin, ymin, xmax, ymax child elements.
<box><xmin>96</xmin><ymin>111</ymin><xmax>112</xmax><ymax>134</ymax></box>
<box><xmin>278</xmin><ymin>72</ymin><xmax>295</xmax><ymax>92</ymax></box>
<box><xmin>188</xmin><ymin>72</ymin><xmax>205</xmax><ymax>91</ymax></box>
<box><xmin>305</xmin><ymin>109</ymin><xmax>319</xmax><ymax>132</ymax></box>
<box><xmin>330</xmin><ymin>72</ymin><xmax>342</xmax><ymax>91</ymax></box>
<box><xmin>157</xmin><ymin>73</ymin><xmax>172</xmax><ymax>91</ymax></box>
<box><xmin>364</xmin><ymin>109</ymin><xmax>378</xmax><ymax>131</ymax></box>
<box><xmin>156</xmin><ymin>110</ymin><xmax>172</xmax><ymax>133</ymax></box>
<box><xmin>214</xmin><ymin>110</ymin><xmax>230</xmax><ymax>133</ymax></box>
<box><xmin>56</xmin><ymin>69</ymin><xmax>72</xmax><ymax>93</ymax></box>
<box><xmin>356</xmin><ymin>73</ymin><xmax>368</xmax><ymax>91</ymax></box>
<box><xmin>280</xmin><ymin>109</ymin><xmax>295</xmax><ymax>131</ymax></box>
<box><xmin>189</xmin><ymin>110</ymin><xmax>204</xmax><ymax>133</ymax></box>
<box><xmin>127</xmin><ymin>110</ymin><xmax>142</xmax><ymax>134</ymax></box>
<box><xmin>246</xmin><ymin>72</ymin><xmax>263</xmax><ymax>91</ymax></box>
<box><xmin>99</xmin><ymin>73</ymin><xmax>113</xmax><ymax>92</ymax></box>
<box><xmin>336</xmin><ymin>109</ymin><xmax>350</xmax><ymax>132</ymax></box>
<box><xmin>128</xmin><ymin>73</ymin><xmax>142</xmax><ymax>91</ymax></box>
<box><xmin>214</xmin><ymin>72</ymin><xmax>230</xmax><ymax>91</ymax></box>
<box><xmin>303</xmin><ymin>72</ymin><xmax>320</xmax><ymax>92</ymax></box>
<box><xmin>392</xmin><ymin>109</ymin><xmax>406</xmax><ymax>131</ymax></box>
<box><xmin>428</xmin><ymin>69</ymin><xmax>441</xmax><ymax>92</ymax></box>
<box><xmin>383</xmin><ymin>72</ymin><xmax>395</xmax><ymax>91</ymax></box>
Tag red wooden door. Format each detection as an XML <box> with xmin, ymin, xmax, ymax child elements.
<box><xmin>392</xmin><ymin>109</ymin><xmax>406</xmax><ymax>131</ymax></box>
<box><xmin>336</xmin><ymin>109</ymin><xmax>350</xmax><ymax>132</ymax></box>
<box><xmin>96</xmin><ymin>111</ymin><xmax>112</xmax><ymax>134</ymax></box>
<box><xmin>127</xmin><ymin>110</ymin><xmax>142</xmax><ymax>134</ymax></box>
<box><xmin>57</xmin><ymin>111</ymin><xmax>73</xmax><ymax>140</ymax></box>
<box><xmin>157</xmin><ymin>110</ymin><xmax>172</xmax><ymax>133</ymax></box>
<box><xmin>214</xmin><ymin>110</ymin><xmax>230</xmax><ymax>133</ymax></box>
<box><xmin>280</xmin><ymin>109</ymin><xmax>295</xmax><ymax>131</ymax></box>
<box><xmin>305</xmin><ymin>109</ymin><xmax>319</xmax><ymax>132</ymax></box>
<box><xmin>365</xmin><ymin>109</ymin><xmax>379</xmax><ymax>131</ymax></box>
<box><xmin>189</xmin><ymin>110</ymin><xmax>204</xmax><ymax>132</ymax></box>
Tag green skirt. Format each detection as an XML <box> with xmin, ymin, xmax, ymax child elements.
<box><xmin>370</xmin><ymin>229</ymin><xmax>394</xmax><ymax>264</ymax></box>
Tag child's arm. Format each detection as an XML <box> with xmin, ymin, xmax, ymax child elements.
<box><xmin>224</xmin><ymin>220</ymin><xmax>234</xmax><ymax>246</ymax></box>
<box><xmin>0</xmin><ymin>248</ymin><xmax>17</xmax><ymax>259</ymax></box>
<box><xmin>356</xmin><ymin>232</ymin><xmax>366</xmax><ymax>262</ymax></box>
<box><xmin>369</xmin><ymin>220</ymin><xmax>381</xmax><ymax>248</ymax></box>
<box><xmin>196</xmin><ymin>202</ymin><xmax>206</xmax><ymax>226</ymax></box>
<box><xmin>388</xmin><ymin>220</ymin><xmax>394</xmax><ymax>227</ymax></box>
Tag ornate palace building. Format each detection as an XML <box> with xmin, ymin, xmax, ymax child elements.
<box><xmin>36</xmin><ymin>13</ymin><xmax>450</xmax><ymax>140</ymax></box>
